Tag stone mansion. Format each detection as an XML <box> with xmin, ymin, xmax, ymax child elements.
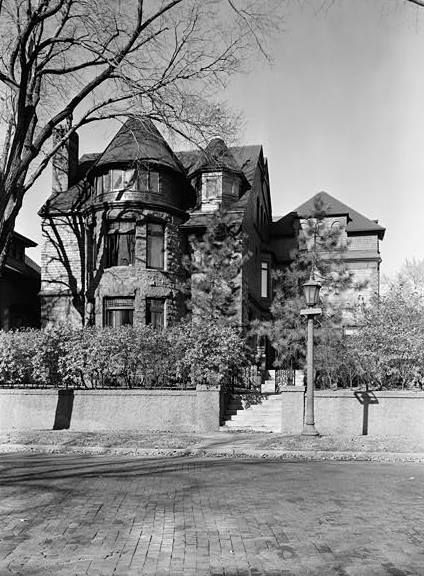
<box><xmin>40</xmin><ymin>118</ymin><xmax>385</xmax><ymax>331</ymax></box>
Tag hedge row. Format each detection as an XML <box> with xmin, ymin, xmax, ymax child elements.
<box><xmin>0</xmin><ymin>322</ymin><xmax>249</xmax><ymax>389</ymax></box>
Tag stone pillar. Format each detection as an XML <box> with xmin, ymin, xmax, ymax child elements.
<box><xmin>196</xmin><ymin>384</ymin><xmax>221</xmax><ymax>432</ymax></box>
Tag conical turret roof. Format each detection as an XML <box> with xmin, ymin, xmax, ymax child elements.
<box><xmin>96</xmin><ymin>117</ymin><xmax>184</xmax><ymax>173</ymax></box>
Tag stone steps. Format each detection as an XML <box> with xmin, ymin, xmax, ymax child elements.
<box><xmin>221</xmin><ymin>391</ymin><xmax>281</xmax><ymax>432</ymax></box>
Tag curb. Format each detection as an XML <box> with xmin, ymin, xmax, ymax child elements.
<box><xmin>2</xmin><ymin>443</ymin><xmax>424</xmax><ymax>462</ymax></box>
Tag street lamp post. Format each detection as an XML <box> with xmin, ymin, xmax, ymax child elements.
<box><xmin>300</xmin><ymin>277</ymin><xmax>322</xmax><ymax>436</ymax></box>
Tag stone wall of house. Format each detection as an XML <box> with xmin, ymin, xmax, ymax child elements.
<box><xmin>93</xmin><ymin>206</ymin><xmax>187</xmax><ymax>327</ymax></box>
<box><xmin>41</xmin><ymin>157</ymin><xmax>191</xmax><ymax>327</ymax></box>
<box><xmin>348</xmin><ymin>234</ymin><xmax>379</xmax><ymax>252</ymax></box>
<box><xmin>346</xmin><ymin>260</ymin><xmax>380</xmax><ymax>303</ymax></box>
<box><xmin>40</xmin><ymin>218</ymin><xmax>84</xmax><ymax>327</ymax></box>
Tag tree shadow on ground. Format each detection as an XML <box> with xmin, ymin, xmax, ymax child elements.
<box><xmin>0</xmin><ymin>454</ymin><xmax>308</xmax><ymax>486</ymax></box>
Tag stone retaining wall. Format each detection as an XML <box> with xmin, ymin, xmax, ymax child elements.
<box><xmin>0</xmin><ymin>385</ymin><xmax>221</xmax><ymax>433</ymax></box>
<box><xmin>281</xmin><ymin>387</ymin><xmax>424</xmax><ymax>438</ymax></box>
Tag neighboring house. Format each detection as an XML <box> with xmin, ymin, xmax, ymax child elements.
<box><xmin>271</xmin><ymin>191</ymin><xmax>385</xmax><ymax>328</ymax></box>
<box><xmin>39</xmin><ymin>119</ymin><xmax>384</xmax><ymax>340</ymax></box>
<box><xmin>0</xmin><ymin>232</ymin><xmax>41</xmax><ymax>330</ymax></box>
<box><xmin>39</xmin><ymin>118</ymin><xmax>272</xmax><ymax>328</ymax></box>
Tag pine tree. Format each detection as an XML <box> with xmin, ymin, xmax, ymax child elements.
<box><xmin>257</xmin><ymin>195</ymin><xmax>360</xmax><ymax>386</ymax></box>
<box><xmin>185</xmin><ymin>209</ymin><xmax>246</xmax><ymax>326</ymax></box>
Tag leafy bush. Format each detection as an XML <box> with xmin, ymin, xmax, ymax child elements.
<box><xmin>0</xmin><ymin>321</ymin><xmax>249</xmax><ymax>389</ymax></box>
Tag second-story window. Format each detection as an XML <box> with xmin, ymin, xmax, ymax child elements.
<box><xmin>146</xmin><ymin>222</ymin><xmax>165</xmax><ymax>269</ymax></box>
<box><xmin>105</xmin><ymin>223</ymin><xmax>135</xmax><ymax>268</ymax></box>
<box><xmin>261</xmin><ymin>261</ymin><xmax>270</xmax><ymax>298</ymax></box>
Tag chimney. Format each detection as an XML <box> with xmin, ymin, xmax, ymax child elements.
<box><xmin>52</xmin><ymin>126</ymin><xmax>79</xmax><ymax>194</ymax></box>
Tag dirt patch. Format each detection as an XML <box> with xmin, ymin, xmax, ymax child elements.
<box><xmin>0</xmin><ymin>430</ymin><xmax>201</xmax><ymax>449</ymax></box>
<box><xmin>256</xmin><ymin>434</ymin><xmax>424</xmax><ymax>453</ymax></box>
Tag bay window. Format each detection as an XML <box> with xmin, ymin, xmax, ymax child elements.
<box><xmin>105</xmin><ymin>222</ymin><xmax>135</xmax><ymax>268</ymax></box>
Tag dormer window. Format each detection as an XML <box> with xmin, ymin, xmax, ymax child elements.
<box><xmin>204</xmin><ymin>175</ymin><xmax>219</xmax><ymax>199</ymax></box>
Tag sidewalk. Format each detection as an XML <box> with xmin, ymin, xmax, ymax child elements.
<box><xmin>1</xmin><ymin>429</ymin><xmax>424</xmax><ymax>461</ymax></box>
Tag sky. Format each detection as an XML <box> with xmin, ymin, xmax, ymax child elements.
<box><xmin>16</xmin><ymin>0</ymin><xmax>424</xmax><ymax>279</ymax></box>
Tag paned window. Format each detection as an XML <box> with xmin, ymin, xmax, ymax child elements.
<box><xmin>261</xmin><ymin>261</ymin><xmax>270</xmax><ymax>298</ymax></box>
<box><xmin>204</xmin><ymin>176</ymin><xmax>218</xmax><ymax>199</ymax></box>
<box><xmin>104</xmin><ymin>297</ymin><xmax>134</xmax><ymax>327</ymax></box>
<box><xmin>95</xmin><ymin>168</ymin><xmax>135</xmax><ymax>196</ymax></box>
<box><xmin>146</xmin><ymin>222</ymin><xmax>165</xmax><ymax>269</ymax></box>
<box><xmin>138</xmin><ymin>170</ymin><xmax>160</xmax><ymax>192</ymax></box>
<box><xmin>105</xmin><ymin>224</ymin><xmax>135</xmax><ymax>268</ymax></box>
<box><xmin>111</xmin><ymin>168</ymin><xmax>135</xmax><ymax>190</ymax></box>
<box><xmin>146</xmin><ymin>298</ymin><xmax>165</xmax><ymax>329</ymax></box>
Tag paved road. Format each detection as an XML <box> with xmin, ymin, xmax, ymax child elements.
<box><xmin>1</xmin><ymin>455</ymin><xmax>424</xmax><ymax>575</ymax></box>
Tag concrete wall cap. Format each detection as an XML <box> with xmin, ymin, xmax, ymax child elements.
<box><xmin>196</xmin><ymin>384</ymin><xmax>221</xmax><ymax>391</ymax></box>
<box><xmin>0</xmin><ymin>388</ymin><xmax>197</xmax><ymax>396</ymax></box>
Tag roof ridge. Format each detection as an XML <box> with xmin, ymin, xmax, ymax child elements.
<box><xmin>292</xmin><ymin>191</ymin><xmax>385</xmax><ymax>239</ymax></box>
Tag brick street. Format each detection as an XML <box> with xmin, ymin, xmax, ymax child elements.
<box><xmin>1</xmin><ymin>455</ymin><xmax>424</xmax><ymax>575</ymax></box>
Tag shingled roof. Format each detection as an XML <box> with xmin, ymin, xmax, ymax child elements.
<box><xmin>96</xmin><ymin>117</ymin><xmax>184</xmax><ymax>173</ymax></box>
<box><xmin>230</xmin><ymin>145</ymin><xmax>262</xmax><ymax>189</ymax></box>
<box><xmin>178</xmin><ymin>143</ymin><xmax>263</xmax><ymax>228</ymax></box>
<box><xmin>177</xmin><ymin>143</ymin><xmax>262</xmax><ymax>189</ymax></box>
<box><xmin>288</xmin><ymin>191</ymin><xmax>385</xmax><ymax>239</ymax></box>
<box><xmin>187</xmin><ymin>138</ymin><xmax>243</xmax><ymax>176</ymax></box>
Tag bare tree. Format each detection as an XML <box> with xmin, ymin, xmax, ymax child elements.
<box><xmin>405</xmin><ymin>0</ymin><xmax>424</xmax><ymax>7</ymax></box>
<box><xmin>0</xmin><ymin>0</ymin><xmax>281</xmax><ymax>270</ymax></box>
<box><xmin>41</xmin><ymin>203</ymin><xmax>106</xmax><ymax>326</ymax></box>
